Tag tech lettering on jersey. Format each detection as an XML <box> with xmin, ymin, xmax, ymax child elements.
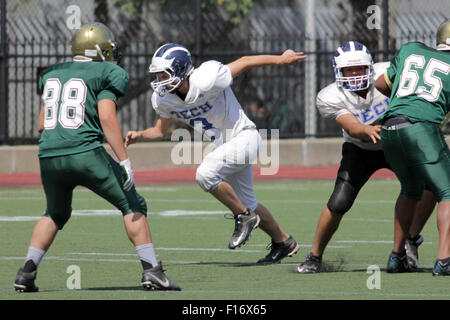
<box><xmin>354</xmin><ymin>98</ymin><xmax>390</xmax><ymax>124</ymax></box>
<box><xmin>170</xmin><ymin>102</ymin><xmax>213</xmax><ymax>120</ymax></box>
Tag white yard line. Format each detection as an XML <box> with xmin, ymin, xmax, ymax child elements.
<box><xmin>336</xmin><ymin>240</ymin><xmax>433</xmax><ymax>245</ymax></box>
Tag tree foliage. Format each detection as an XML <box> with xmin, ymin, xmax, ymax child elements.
<box><xmin>109</xmin><ymin>0</ymin><xmax>255</xmax><ymax>24</ymax></box>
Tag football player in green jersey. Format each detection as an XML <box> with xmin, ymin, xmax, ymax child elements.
<box><xmin>376</xmin><ymin>21</ymin><xmax>450</xmax><ymax>276</ymax></box>
<box><xmin>14</xmin><ymin>23</ymin><xmax>181</xmax><ymax>292</ymax></box>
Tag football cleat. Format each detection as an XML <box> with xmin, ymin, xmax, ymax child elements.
<box><xmin>228</xmin><ymin>210</ymin><xmax>260</xmax><ymax>249</ymax></box>
<box><xmin>404</xmin><ymin>234</ymin><xmax>423</xmax><ymax>270</ymax></box>
<box><xmin>432</xmin><ymin>259</ymin><xmax>450</xmax><ymax>276</ymax></box>
<box><xmin>386</xmin><ymin>251</ymin><xmax>410</xmax><ymax>273</ymax></box>
<box><xmin>14</xmin><ymin>268</ymin><xmax>39</xmax><ymax>293</ymax></box>
<box><xmin>297</xmin><ymin>253</ymin><xmax>322</xmax><ymax>273</ymax></box>
<box><xmin>141</xmin><ymin>261</ymin><xmax>181</xmax><ymax>291</ymax></box>
<box><xmin>257</xmin><ymin>236</ymin><xmax>299</xmax><ymax>265</ymax></box>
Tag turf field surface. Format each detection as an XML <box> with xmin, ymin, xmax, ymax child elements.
<box><xmin>0</xmin><ymin>179</ymin><xmax>448</xmax><ymax>301</ymax></box>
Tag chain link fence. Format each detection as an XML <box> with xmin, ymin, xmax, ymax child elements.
<box><xmin>0</xmin><ymin>0</ymin><xmax>449</xmax><ymax>144</ymax></box>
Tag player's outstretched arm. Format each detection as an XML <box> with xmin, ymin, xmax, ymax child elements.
<box><xmin>98</xmin><ymin>99</ymin><xmax>129</xmax><ymax>162</ymax></box>
<box><xmin>227</xmin><ymin>49</ymin><xmax>307</xmax><ymax>78</ymax></box>
<box><xmin>125</xmin><ymin>117</ymin><xmax>170</xmax><ymax>147</ymax></box>
<box><xmin>99</xmin><ymin>98</ymin><xmax>135</xmax><ymax>190</ymax></box>
<box><xmin>337</xmin><ymin>113</ymin><xmax>381</xmax><ymax>144</ymax></box>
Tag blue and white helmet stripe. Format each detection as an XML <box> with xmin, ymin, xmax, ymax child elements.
<box><xmin>333</xmin><ymin>41</ymin><xmax>374</xmax><ymax>91</ymax></box>
<box><xmin>335</xmin><ymin>41</ymin><xmax>369</xmax><ymax>57</ymax></box>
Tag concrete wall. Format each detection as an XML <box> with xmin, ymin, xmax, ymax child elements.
<box><xmin>0</xmin><ymin>136</ymin><xmax>448</xmax><ymax>173</ymax></box>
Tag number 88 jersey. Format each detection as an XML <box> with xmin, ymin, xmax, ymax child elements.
<box><xmin>38</xmin><ymin>57</ymin><xmax>129</xmax><ymax>158</ymax></box>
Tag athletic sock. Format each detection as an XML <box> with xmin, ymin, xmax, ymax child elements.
<box><xmin>438</xmin><ymin>257</ymin><xmax>450</xmax><ymax>265</ymax></box>
<box><xmin>23</xmin><ymin>246</ymin><xmax>45</xmax><ymax>272</ymax></box>
<box><xmin>136</xmin><ymin>243</ymin><xmax>158</xmax><ymax>269</ymax></box>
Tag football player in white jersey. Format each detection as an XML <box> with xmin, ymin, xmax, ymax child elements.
<box><xmin>297</xmin><ymin>41</ymin><xmax>436</xmax><ymax>273</ymax></box>
<box><xmin>126</xmin><ymin>43</ymin><xmax>307</xmax><ymax>264</ymax></box>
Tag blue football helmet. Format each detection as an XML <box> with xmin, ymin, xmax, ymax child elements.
<box><xmin>149</xmin><ymin>43</ymin><xmax>194</xmax><ymax>95</ymax></box>
<box><xmin>332</xmin><ymin>41</ymin><xmax>374</xmax><ymax>91</ymax></box>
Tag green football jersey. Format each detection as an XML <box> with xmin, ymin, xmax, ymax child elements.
<box><xmin>382</xmin><ymin>42</ymin><xmax>450</xmax><ymax>124</ymax></box>
<box><xmin>38</xmin><ymin>59</ymin><xmax>129</xmax><ymax>158</ymax></box>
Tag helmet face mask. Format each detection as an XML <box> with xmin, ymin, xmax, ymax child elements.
<box><xmin>150</xmin><ymin>69</ymin><xmax>181</xmax><ymax>95</ymax></box>
<box><xmin>149</xmin><ymin>43</ymin><xmax>193</xmax><ymax>95</ymax></box>
<box><xmin>72</xmin><ymin>22</ymin><xmax>119</xmax><ymax>62</ymax></box>
<box><xmin>336</xmin><ymin>66</ymin><xmax>372</xmax><ymax>91</ymax></box>
<box><xmin>333</xmin><ymin>41</ymin><xmax>374</xmax><ymax>91</ymax></box>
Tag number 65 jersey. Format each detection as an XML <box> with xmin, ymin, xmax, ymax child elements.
<box><xmin>151</xmin><ymin>60</ymin><xmax>256</xmax><ymax>145</ymax></box>
<box><xmin>316</xmin><ymin>62</ymin><xmax>390</xmax><ymax>151</ymax></box>
<box><xmin>38</xmin><ymin>57</ymin><xmax>129</xmax><ymax>158</ymax></box>
<box><xmin>382</xmin><ymin>42</ymin><xmax>450</xmax><ymax>124</ymax></box>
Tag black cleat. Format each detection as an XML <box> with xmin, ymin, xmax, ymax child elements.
<box><xmin>386</xmin><ymin>251</ymin><xmax>410</xmax><ymax>273</ymax></box>
<box><xmin>257</xmin><ymin>236</ymin><xmax>299</xmax><ymax>265</ymax></box>
<box><xmin>141</xmin><ymin>261</ymin><xmax>181</xmax><ymax>291</ymax></box>
<box><xmin>432</xmin><ymin>259</ymin><xmax>450</xmax><ymax>276</ymax></box>
<box><xmin>14</xmin><ymin>268</ymin><xmax>39</xmax><ymax>293</ymax></box>
<box><xmin>228</xmin><ymin>210</ymin><xmax>260</xmax><ymax>249</ymax></box>
<box><xmin>297</xmin><ymin>253</ymin><xmax>322</xmax><ymax>273</ymax></box>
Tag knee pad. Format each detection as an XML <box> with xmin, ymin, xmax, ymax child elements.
<box><xmin>327</xmin><ymin>177</ymin><xmax>357</xmax><ymax>215</ymax></box>
<box><xmin>195</xmin><ymin>164</ymin><xmax>221</xmax><ymax>192</ymax></box>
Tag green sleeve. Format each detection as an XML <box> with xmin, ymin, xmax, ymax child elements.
<box><xmin>386</xmin><ymin>50</ymin><xmax>400</xmax><ymax>85</ymax></box>
<box><xmin>97</xmin><ymin>89</ymin><xmax>118</xmax><ymax>102</ymax></box>
<box><xmin>98</xmin><ymin>64</ymin><xmax>130</xmax><ymax>102</ymax></box>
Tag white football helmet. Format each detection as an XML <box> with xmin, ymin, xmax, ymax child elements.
<box><xmin>332</xmin><ymin>41</ymin><xmax>374</xmax><ymax>91</ymax></box>
<box><xmin>149</xmin><ymin>43</ymin><xmax>194</xmax><ymax>95</ymax></box>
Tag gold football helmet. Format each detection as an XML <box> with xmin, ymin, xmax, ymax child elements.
<box><xmin>71</xmin><ymin>22</ymin><xmax>119</xmax><ymax>61</ymax></box>
<box><xmin>436</xmin><ymin>20</ymin><xmax>450</xmax><ymax>51</ymax></box>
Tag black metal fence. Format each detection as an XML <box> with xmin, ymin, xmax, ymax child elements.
<box><xmin>0</xmin><ymin>0</ymin><xmax>448</xmax><ymax>145</ymax></box>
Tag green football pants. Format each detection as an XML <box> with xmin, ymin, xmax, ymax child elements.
<box><xmin>381</xmin><ymin>121</ymin><xmax>450</xmax><ymax>202</ymax></box>
<box><xmin>39</xmin><ymin>147</ymin><xmax>147</xmax><ymax>229</ymax></box>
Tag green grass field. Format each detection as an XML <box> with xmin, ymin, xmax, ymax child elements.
<box><xmin>0</xmin><ymin>180</ymin><xmax>448</xmax><ymax>300</ymax></box>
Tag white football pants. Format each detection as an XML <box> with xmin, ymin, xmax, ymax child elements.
<box><xmin>195</xmin><ymin>128</ymin><xmax>261</xmax><ymax>211</ymax></box>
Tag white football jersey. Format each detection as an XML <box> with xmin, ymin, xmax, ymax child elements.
<box><xmin>316</xmin><ymin>62</ymin><xmax>391</xmax><ymax>151</ymax></box>
<box><xmin>152</xmin><ymin>60</ymin><xmax>256</xmax><ymax>145</ymax></box>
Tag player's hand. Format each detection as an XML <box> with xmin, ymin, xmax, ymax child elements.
<box><xmin>125</xmin><ymin>131</ymin><xmax>141</xmax><ymax>147</ymax></box>
<box><xmin>364</xmin><ymin>125</ymin><xmax>381</xmax><ymax>144</ymax></box>
<box><xmin>279</xmin><ymin>49</ymin><xmax>307</xmax><ymax>65</ymax></box>
<box><xmin>120</xmin><ymin>158</ymin><xmax>135</xmax><ymax>191</ymax></box>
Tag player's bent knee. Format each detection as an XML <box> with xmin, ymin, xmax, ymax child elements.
<box><xmin>44</xmin><ymin>210</ymin><xmax>70</xmax><ymax>230</ymax></box>
<box><xmin>327</xmin><ymin>180</ymin><xmax>357</xmax><ymax>215</ymax></box>
<box><xmin>327</xmin><ymin>197</ymin><xmax>353</xmax><ymax>215</ymax></box>
<box><xmin>195</xmin><ymin>165</ymin><xmax>221</xmax><ymax>192</ymax></box>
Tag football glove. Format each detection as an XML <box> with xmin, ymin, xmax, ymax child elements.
<box><xmin>119</xmin><ymin>158</ymin><xmax>134</xmax><ymax>191</ymax></box>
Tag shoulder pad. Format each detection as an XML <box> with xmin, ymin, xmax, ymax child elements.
<box><xmin>373</xmin><ymin>62</ymin><xmax>390</xmax><ymax>78</ymax></box>
<box><xmin>105</xmin><ymin>63</ymin><xmax>129</xmax><ymax>97</ymax></box>
<box><xmin>317</xmin><ymin>83</ymin><xmax>344</xmax><ymax>106</ymax></box>
<box><xmin>316</xmin><ymin>83</ymin><xmax>349</xmax><ymax>118</ymax></box>
<box><xmin>190</xmin><ymin>60</ymin><xmax>224</xmax><ymax>92</ymax></box>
